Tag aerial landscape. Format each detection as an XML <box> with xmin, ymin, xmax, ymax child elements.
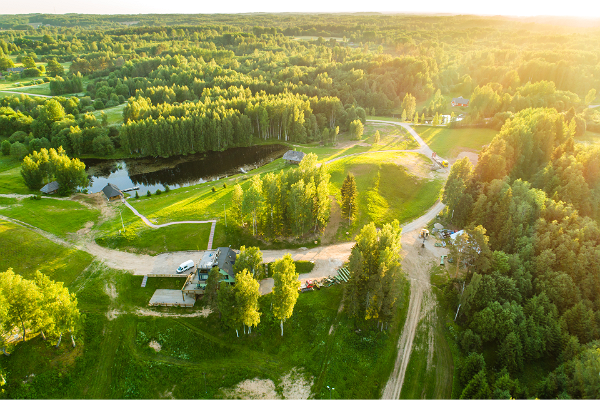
<box><xmin>0</xmin><ymin>4</ymin><xmax>600</xmax><ymax>400</ymax></box>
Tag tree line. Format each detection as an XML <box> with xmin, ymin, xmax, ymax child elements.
<box><xmin>20</xmin><ymin>147</ymin><xmax>88</xmax><ymax>195</ymax></box>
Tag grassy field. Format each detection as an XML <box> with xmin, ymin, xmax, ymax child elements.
<box><xmin>0</xmin><ymin>167</ymin><xmax>38</xmax><ymax>194</ymax></box>
<box><xmin>414</xmin><ymin>126</ymin><xmax>498</xmax><ymax>159</ymax></box>
<box><xmin>0</xmin><ymin>154</ymin><xmax>22</xmax><ymax>173</ymax></box>
<box><xmin>0</xmin><ymin>247</ymin><xmax>411</xmax><ymax>399</ymax></box>
<box><xmin>0</xmin><ymin>197</ymin><xmax>101</xmax><ymax>237</ymax></box>
<box><xmin>328</xmin><ymin>151</ymin><xmax>443</xmax><ymax>240</ymax></box>
<box><xmin>1</xmin><ymin>82</ymin><xmax>52</xmax><ymax>96</ymax></box>
<box><xmin>579</xmin><ymin>130</ymin><xmax>600</xmax><ymax>144</ymax></box>
<box><xmin>0</xmin><ymin>219</ymin><xmax>94</xmax><ymax>285</ymax></box>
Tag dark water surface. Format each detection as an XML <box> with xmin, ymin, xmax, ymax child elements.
<box><xmin>85</xmin><ymin>144</ymin><xmax>289</xmax><ymax>194</ymax></box>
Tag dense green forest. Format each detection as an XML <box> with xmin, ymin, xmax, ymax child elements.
<box><xmin>443</xmin><ymin>107</ymin><xmax>600</xmax><ymax>398</ymax></box>
<box><xmin>1</xmin><ymin>13</ymin><xmax>600</xmax><ymax>399</ymax></box>
<box><xmin>1</xmin><ymin>13</ymin><xmax>600</xmax><ymax>159</ymax></box>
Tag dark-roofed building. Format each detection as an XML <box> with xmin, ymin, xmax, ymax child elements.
<box><xmin>102</xmin><ymin>183</ymin><xmax>123</xmax><ymax>201</ymax></box>
<box><xmin>282</xmin><ymin>150</ymin><xmax>305</xmax><ymax>165</ymax></box>
<box><xmin>451</xmin><ymin>96</ymin><xmax>469</xmax><ymax>107</ymax></box>
<box><xmin>182</xmin><ymin>247</ymin><xmax>238</xmax><ymax>296</ymax></box>
<box><xmin>40</xmin><ymin>181</ymin><xmax>59</xmax><ymax>195</ymax></box>
<box><xmin>6</xmin><ymin>67</ymin><xmax>25</xmax><ymax>73</ymax></box>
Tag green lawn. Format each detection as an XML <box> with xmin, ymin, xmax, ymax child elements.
<box><xmin>328</xmin><ymin>151</ymin><xmax>443</xmax><ymax>240</ymax></box>
<box><xmin>579</xmin><ymin>130</ymin><xmax>600</xmax><ymax>144</ymax></box>
<box><xmin>0</xmin><ymin>154</ymin><xmax>22</xmax><ymax>173</ymax></box>
<box><xmin>0</xmin><ymin>220</ymin><xmax>93</xmax><ymax>286</ymax></box>
<box><xmin>0</xmin><ymin>167</ymin><xmax>38</xmax><ymax>194</ymax></box>
<box><xmin>414</xmin><ymin>126</ymin><xmax>498</xmax><ymax>158</ymax></box>
<box><xmin>0</xmin><ymin>197</ymin><xmax>100</xmax><ymax>237</ymax></box>
<box><xmin>92</xmin><ymin>103</ymin><xmax>126</xmax><ymax>126</ymax></box>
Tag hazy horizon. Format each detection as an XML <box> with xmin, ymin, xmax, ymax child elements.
<box><xmin>2</xmin><ymin>0</ymin><xmax>599</xmax><ymax>18</ymax></box>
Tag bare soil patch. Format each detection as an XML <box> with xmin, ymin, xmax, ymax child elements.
<box><xmin>104</xmin><ymin>282</ymin><xmax>117</xmax><ymax>300</ymax></box>
<box><xmin>148</xmin><ymin>340</ymin><xmax>162</xmax><ymax>352</ymax></box>
<box><xmin>280</xmin><ymin>369</ymin><xmax>313</xmax><ymax>399</ymax></box>
<box><xmin>221</xmin><ymin>378</ymin><xmax>279</xmax><ymax>399</ymax></box>
<box><xmin>392</xmin><ymin>153</ymin><xmax>431</xmax><ymax>179</ymax></box>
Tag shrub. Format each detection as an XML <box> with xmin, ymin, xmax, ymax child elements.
<box><xmin>9</xmin><ymin>131</ymin><xmax>28</xmax><ymax>143</ymax></box>
<box><xmin>155</xmin><ymin>189</ymin><xmax>162</xmax><ymax>195</ymax></box>
<box><xmin>10</xmin><ymin>142</ymin><xmax>28</xmax><ymax>160</ymax></box>
<box><xmin>147</xmin><ymin>190</ymin><xmax>151</xmax><ymax>197</ymax></box>
<box><xmin>1</xmin><ymin>140</ymin><xmax>10</xmax><ymax>156</ymax></box>
<box><xmin>135</xmin><ymin>191</ymin><xmax>139</xmax><ymax>199</ymax></box>
<box><xmin>164</xmin><ymin>185</ymin><xmax>170</xmax><ymax>192</ymax></box>
<box><xmin>211</xmin><ymin>186</ymin><xmax>216</xmax><ymax>192</ymax></box>
<box><xmin>223</xmin><ymin>182</ymin><xmax>227</xmax><ymax>189</ymax></box>
<box><xmin>93</xmin><ymin>99</ymin><xmax>105</xmax><ymax>110</ymax></box>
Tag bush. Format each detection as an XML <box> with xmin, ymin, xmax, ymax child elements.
<box><xmin>1</xmin><ymin>140</ymin><xmax>11</xmax><ymax>155</ymax></box>
<box><xmin>93</xmin><ymin>99</ymin><xmax>105</xmax><ymax>110</ymax></box>
<box><xmin>9</xmin><ymin>131</ymin><xmax>28</xmax><ymax>144</ymax></box>
<box><xmin>211</xmin><ymin>186</ymin><xmax>216</xmax><ymax>192</ymax></box>
<box><xmin>10</xmin><ymin>142</ymin><xmax>28</xmax><ymax>160</ymax></box>
<box><xmin>92</xmin><ymin>134</ymin><xmax>115</xmax><ymax>156</ymax></box>
<box><xmin>155</xmin><ymin>189</ymin><xmax>162</xmax><ymax>195</ymax></box>
<box><xmin>164</xmin><ymin>185</ymin><xmax>170</xmax><ymax>192</ymax></box>
<box><xmin>146</xmin><ymin>190</ymin><xmax>151</xmax><ymax>197</ymax></box>
<box><xmin>22</xmin><ymin>67</ymin><xmax>42</xmax><ymax>77</ymax></box>
<box><xmin>223</xmin><ymin>182</ymin><xmax>227</xmax><ymax>189</ymax></box>
<box><xmin>135</xmin><ymin>191</ymin><xmax>139</xmax><ymax>199</ymax></box>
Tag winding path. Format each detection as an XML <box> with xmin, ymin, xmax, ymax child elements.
<box><xmin>0</xmin><ymin>90</ymin><xmax>52</xmax><ymax>98</ymax></box>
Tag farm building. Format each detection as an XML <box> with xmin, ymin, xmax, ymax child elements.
<box><xmin>282</xmin><ymin>150</ymin><xmax>305</xmax><ymax>165</ymax></box>
<box><xmin>101</xmin><ymin>183</ymin><xmax>123</xmax><ymax>201</ymax></box>
<box><xmin>40</xmin><ymin>181</ymin><xmax>59</xmax><ymax>195</ymax></box>
<box><xmin>6</xmin><ymin>67</ymin><xmax>25</xmax><ymax>73</ymax></box>
<box><xmin>451</xmin><ymin>97</ymin><xmax>469</xmax><ymax>107</ymax></box>
<box><xmin>182</xmin><ymin>247</ymin><xmax>237</xmax><ymax>296</ymax></box>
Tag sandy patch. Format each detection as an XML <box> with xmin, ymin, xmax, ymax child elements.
<box><xmin>221</xmin><ymin>378</ymin><xmax>279</xmax><ymax>399</ymax></box>
<box><xmin>76</xmin><ymin>221</ymin><xmax>94</xmax><ymax>235</ymax></box>
<box><xmin>280</xmin><ymin>369</ymin><xmax>313</xmax><ymax>400</ymax></box>
<box><xmin>149</xmin><ymin>340</ymin><xmax>162</xmax><ymax>352</ymax></box>
<box><xmin>104</xmin><ymin>282</ymin><xmax>117</xmax><ymax>300</ymax></box>
<box><xmin>455</xmin><ymin>151</ymin><xmax>478</xmax><ymax>166</ymax></box>
<box><xmin>106</xmin><ymin>309</ymin><xmax>120</xmax><ymax>321</ymax></box>
<box><xmin>393</xmin><ymin>153</ymin><xmax>431</xmax><ymax>179</ymax></box>
<box><xmin>221</xmin><ymin>369</ymin><xmax>313</xmax><ymax>400</ymax></box>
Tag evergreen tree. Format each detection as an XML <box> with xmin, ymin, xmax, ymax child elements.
<box><xmin>341</xmin><ymin>173</ymin><xmax>358</xmax><ymax>223</ymax></box>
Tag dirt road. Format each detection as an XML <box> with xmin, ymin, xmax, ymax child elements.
<box><xmin>382</xmin><ymin>228</ymin><xmax>448</xmax><ymax>399</ymax></box>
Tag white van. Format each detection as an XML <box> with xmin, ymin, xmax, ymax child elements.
<box><xmin>177</xmin><ymin>260</ymin><xmax>195</xmax><ymax>274</ymax></box>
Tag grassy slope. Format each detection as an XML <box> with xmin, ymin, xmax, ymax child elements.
<box><xmin>92</xmin><ymin>103</ymin><xmax>126</xmax><ymax>126</ymax></box>
<box><xmin>414</xmin><ymin>126</ymin><xmax>498</xmax><ymax>159</ymax></box>
<box><xmin>0</xmin><ymin>197</ymin><xmax>100</xmax><ymax>237</ymax></box>
<box><xmin>328</xmin><ymin>152</ymin><xmax>443</xmax><ymax>240</ymax></box>
<box><xmin>0</xmin><ymin>220</ymin><xmax>93</xmax><ymax>285</ymax></box>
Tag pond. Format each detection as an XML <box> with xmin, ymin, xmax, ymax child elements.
<box><xmin>84</xmin><ymin>144</ymin><xmax>289</xmax><ymax>194</ymax></box>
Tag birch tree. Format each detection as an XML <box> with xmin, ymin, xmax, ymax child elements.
<box><xmin>235</xmin><ymin>270</ymin><xmax>261</xmax><ymax>334</ymax></box>
<box><xmin>0</xmin><ymin>269</ymin><xmax>40</xmax><ymax>342</ymax></box>
<box><xmin>272</xmin><ymin>254</ymin><xmax>300</xmax><ymax>336</ymax></box>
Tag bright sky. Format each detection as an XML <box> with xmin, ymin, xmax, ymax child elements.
<box><xmin>2</xmin><ymin>0</ymin><xmax>600</xmax><ymax>18</ymax></box>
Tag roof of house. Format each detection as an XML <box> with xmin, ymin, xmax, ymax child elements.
<box><xmin>216</xmin><ymin>247</ymin><xmax>237</xmax><ymax>278</ymax></box>
<box><xmin>7</xmin><ymin>67</ymin><xmax>25</xmax><ymax>72</ymax></box>
<box><xmin>452</xmin><ymin>96</ymin><xmax>469</xmax><ymax>103</ymax></box>
<box><xmin>102</xmin><ymin>183</ymin><xmax>123</xmax><ymax>199</ymax></box>
<box><xmin>282</xmin><ymin>150</ymin><xmax>305</xmax><ymax>163</ymax></box>
<box><xmin>40</xmin><ymin>181</ymin><xmax>59</xmax><ymax>194</ymax></box>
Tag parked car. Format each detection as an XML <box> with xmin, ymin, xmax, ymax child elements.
<box><xmin>177</xmin><ymin>260</ymin><xmax>195</xmax><ymax>274</ymax></box>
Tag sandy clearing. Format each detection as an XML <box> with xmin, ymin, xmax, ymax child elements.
<box><xmin>148</xmin><ymin>340</ymin><xmax>162</xmax><ymax>352</ymax></box>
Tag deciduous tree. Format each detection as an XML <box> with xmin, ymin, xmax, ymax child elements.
<box><xmin>272</xmin><ymin>254</ymin><xmax>300</xmax><ymax>336</ymax></box>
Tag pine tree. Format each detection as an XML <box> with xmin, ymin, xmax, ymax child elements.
<box><xmin>373</xmin><ymin>130</ymin><xmax>380</xmax><ymax>144</ymax></box>
<box><xmin>401</xmin><ymin>109</ymin><xmax>407</xmax><ymax>121</ymax></box>
<box><xmin>341</xmin><ymin>173</ymin><xmax>358</xmax><ymax>223</ymax></box>
<box><xmin>272</xmin><ymin>254</ymin><xmax>300</xmax><ymax>336</ymax></box>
